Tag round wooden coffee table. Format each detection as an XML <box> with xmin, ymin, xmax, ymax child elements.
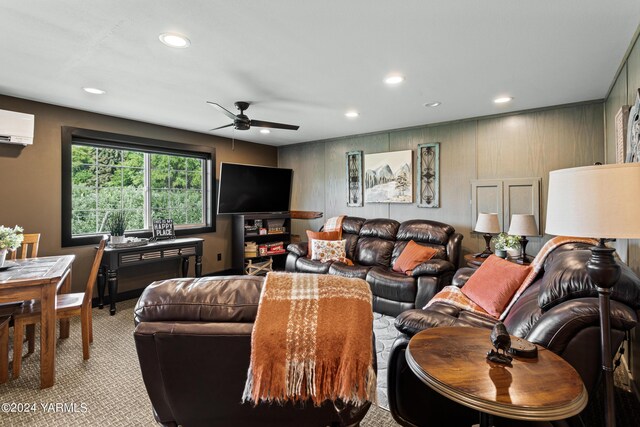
<box><xmin>406</xmin><ymin>327</ymin><xmax>587</xmax><ymax>426</ymax></box>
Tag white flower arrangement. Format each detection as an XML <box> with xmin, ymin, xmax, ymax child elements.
<box><xmin>491</xmin><ymin>232</ymin><xmax>520</xmax><ymax>250</ymax></box>
<box><xmin>0</xmin><ymin>225</ymin><xmax>24</xmax><ymax>250</ymax></box>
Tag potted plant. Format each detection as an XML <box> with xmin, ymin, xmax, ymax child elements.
<box><xmin>491</xmin><ymin>232</ymin><xmax>520</xmax><ymax>259</ymax></box>
<box><xmin>108</xmin><ymin>211</ymin><xmax>127</xmax><ymax>244</ymax></box>
<box><xmin>0</xmin><ymin>225</ymin><xmax>24</xmax><ymax>266</ymax></box>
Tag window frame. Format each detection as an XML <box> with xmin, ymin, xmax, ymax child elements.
<box><xmin>61</xmin><ymin>127</ymin><xmax>215</xmax><ymax>247</ymax></box>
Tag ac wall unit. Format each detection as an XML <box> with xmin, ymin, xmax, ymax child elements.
<box><xmin>0</xmin><ymin>108</ymin><xmax>34</xmax><ymax>146</ymax></box>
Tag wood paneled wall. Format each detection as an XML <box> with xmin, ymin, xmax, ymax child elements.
<box><xmin>0</xmin><ymin>95</ymin><xmax>278</xmax><ymax>293</ymax></box>
<box><xmin>279</xmin><ymin>102</ymin><xmax>604</xmax><ymax>258</ymax></box>
<box><xmin>604</xmin><ymin>29</ymin><xmax>640</xmax><ymax>395</ymax></box>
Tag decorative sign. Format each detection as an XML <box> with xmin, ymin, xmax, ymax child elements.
<box><xmin>346</xmin><ymin>151</ymin><xmax>363</xmax><ymax>207</ymax></box>
<box><xmin>627</xmin><ymin>89</ymin><xmax>640</xmax><ymax>163</ymax></box>
<box><xmin>417</xmin><ymin>143</ymin><xmax>440</xmax><ymax>208</ymax></box>
<box><xmin>152</xmin><ymin>219</ymin><xmax>175</xmax><ymax>240</ymax></box>
<box><xmin>615</xmin><ymin>106</ymin><xmax>630</xmax><ymax>164</ymax></box>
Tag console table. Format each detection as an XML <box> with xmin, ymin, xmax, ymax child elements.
<box><xmin>97</xmin><ymin>237</ymin><xmax>203</xmax><ymax>315</ymax></box>
<box><xmin>406</xmin><ymin>327</ymin><xmax>587</xmax><ymax>427</ymax></box>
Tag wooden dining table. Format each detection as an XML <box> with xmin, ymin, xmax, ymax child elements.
<box><xmin>0</xmin><ymin>255</ymin><xmax>75</xmax><ymax>388</ymax></box>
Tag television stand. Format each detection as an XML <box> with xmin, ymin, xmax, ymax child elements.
<box><xmin>232</xmin><ymin>213</ymin><xmax>291</xmax><ymax>275</ymax></box>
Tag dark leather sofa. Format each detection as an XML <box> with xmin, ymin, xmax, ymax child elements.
<box><xmin>286</xmin><ymin>217</ymin><xmax>463</xmax><ymax>316</ymax></box>
<box><xmin>133</xmin><ymin>275</ymin><xmax>373</xmax><ymax>427</ymax></box>
<box><xmin>387</xmin><ymin>242</ymin><xmax>640</xmax><ymax>427</ymax></box>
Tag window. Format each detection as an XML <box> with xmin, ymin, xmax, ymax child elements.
<box><xmin>62</xmin><ymin>127</ymin><xmax>215</xmax><ymax>246</ymax></box>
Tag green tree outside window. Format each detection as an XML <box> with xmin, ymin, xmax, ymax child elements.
<box><xmin>71</xmin><ymin>145</ymin><xmax>204</xmax><ymax>235</ymax></box>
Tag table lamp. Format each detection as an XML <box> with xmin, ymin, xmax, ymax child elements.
<box><xmin>546</xmin><ymin>163</ymin><xmax>640</xmax><ymax>427</ymax></box>
<box><xmin>474</xmin><ymin>213</ymin><xmax>500</xmax><ymax>258</ymax></box>
<box><xmin>508</xmin><ymin>214</ymin><xmax>538</xmax><ymax>264</ymax></box>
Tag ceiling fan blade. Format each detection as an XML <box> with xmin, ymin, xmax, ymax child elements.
<box><xmin>206</xmin><ymin>101</ymin><xmax>237</xmax><ymax>120</ymax></box>
<box><xmin>250</xmin><ymin>119</ymin><xmax>300</xmax><ymax>131</ymax></box>
<box><xmin>209</xmin><ymin>123</ymin><xmax>234</xmax><ymax>131</ymax></box>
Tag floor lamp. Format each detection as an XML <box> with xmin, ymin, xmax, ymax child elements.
<box><xmin>546</xmin><ymin>163</ymin><xmax>640</xmax><ymax>427</ymax></box>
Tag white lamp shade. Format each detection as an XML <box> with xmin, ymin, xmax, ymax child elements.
<box><xmin>508</xmin><ymin>214</ymin><xmax>538</xmax><ymax>236</ymax></box>
<box><xmin>546</xmin><ymin>163</ymin><xmax>640</xmax><ymax>239</ymax></box>
<box><xmin>475</xmin><ymin>213</ymin><xmax>500</xmax><ymax>233</ymax></box>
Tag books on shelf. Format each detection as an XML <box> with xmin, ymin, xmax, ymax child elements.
<box><xmin>266</xmin><ymin>219</ymin><xmax>285</xmax><ymax>228</ymax></box>
<box><xmin>257</xmin><ymin>241</ymin><xmax>285</xmax><ymax>256</ymax></box>
<box><xmin>267</xmin><ymin>227</ymin><xmax>286</xmax><ymax>234</ymax></box>
<box><xmin>244</xmin><ymin>224</ymin><xmax>258</xmax><ymax>233</ymax></box>
<box><xmin>244</xmin><ymin>241</ymin><xmax>258</xmax><ymax>258</ymax></box>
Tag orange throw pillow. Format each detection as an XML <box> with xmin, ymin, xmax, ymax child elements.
<box><xmin>461</xmin><ymin>255</ymin><xmax>532</xmax><ymax>318</ymax></box>
<box><xmin>392</xmin><ymin>240</ymin><xmax>438</xmax><ymax>276</ymax></box>
<box><xmin>306</xmin><ymin>230</ymin><xmax>341</xmax><ymax>258</ymax></box>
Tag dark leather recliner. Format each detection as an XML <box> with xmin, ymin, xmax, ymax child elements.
<box><xmin>387</xmin><ymin>242</ymin><xmax>640</xmax><ymax>427</ymax></box>
<box><xmin>286</xmin><ymin>217</ymin><xmax>463</xmax><ymax>316</ymax></box>
<box><xmin>133</xmin><ymin>275</ymin><xmax>373</xmax><ymax>427</ymax></box>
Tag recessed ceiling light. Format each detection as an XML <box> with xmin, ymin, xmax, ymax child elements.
<box><xmin>384</xmin><ymin>75</ymin><xmax>404</xmax><ymax>85</ymax></box>
<box><xmin>260</xmin><ymin>129</ymin><xmax>270</xmax><ymax>134</ymax></box>
<box><xmin>83</xmin><ymin>87</ymin><xmax>106</xmax><ymax>95</ymax></box>
<box><xmin>345</xmin><ymin>111</ymin><xmax>359</xmax><ymax>118</ymax></box>
<box><xmin>159</xmin><ymin>32</ymin><xmax>191</xmax><ymax>48</ymax></box>
<box><xmin>424</xmin><ymin>102</ymin><xmax>441</xmax><ymax>107</ymax></box>
<box><xmin>494</xmin><ymin>96</ymin><xmax>513</xmax><ymax>104</ymax></box>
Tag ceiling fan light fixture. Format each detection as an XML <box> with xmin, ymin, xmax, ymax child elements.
<box><xmin>345</xmin><ymin>111</ymin><xmax>359</xmax><ymax>118</ymax></box>
<box><xmin>424</xmin><ymin>101</ymin><xmax>441</xmax><ymax>107</ymax></box>
<box><xmin>384</xmin><ymin>75</ymin><xmax>405</xmax><ymax>85</ymax></box>
<box><xmin>260</xmin><ymin>129</ymin><xmax>270</xmax><ymax>134</ymax></box>
<box><xmin>207</xmin><ymin>101</ymin><xmax>300</xmax><ymax>131</ymax></box>
<box><xmin>83</xmin><ymin>87</ymin><xmax>106</xmax><ymax>95</ymax></box>
<box><xmin>493</xmin><ymin>96</ymin><xmax>513</xmax><ymax>104</ymax></box>
<box><xmin>159</xmin><ymin>32</ymin><xmax>191</xmax><ymax>48</ymax></box>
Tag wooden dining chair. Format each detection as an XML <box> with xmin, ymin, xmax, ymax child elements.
<box><xmin>5</xmin><ymin>233</ymin><xmax>41</xmax><ymax>356</ymax></box>
<box><xmin>0</xmin><ymin>233</ymin><xmax>41</xmax><ymax>379</ymax></box>
<box><xmin>0</xmin><ymin>316</ymin><xmax>8</xmax><ymax>384</ymax></box>
<box><xmin>11</xmin><ymin>236</ymin><xmax>107</xmax><ymax>378</ymax></box>
<box><xmin>9</xmin><ymin>233</ymin><xmax>40</xmax><ymax>260</ymax></box>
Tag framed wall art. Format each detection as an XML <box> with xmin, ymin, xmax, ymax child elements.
<box><xmin>417</xmin><ymin>143</ymin><xmax>440</xmax><ymax>208</ymax></box>
<box><xmin>346</xmin><ymin>151</ymin><xmax>363</xmax><ymax>207</ymax></box>
<box><xmin>627</xmin><ymin>89</ymin><xmax>640</xmax><ymax>163</ymax></box>
<box><xmin>364</xmin><ymin>150</ymin><xmax>412</xmax><ymax>203</ymax></box>
<box><xmin>615</xmin><ymin>106</ymin><xmax>630</xmax><ymax>164</ymax></box>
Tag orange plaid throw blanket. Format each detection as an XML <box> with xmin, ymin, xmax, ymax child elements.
<box><xmin>425</xmin><ymin>236</ymin><xmax>599</xmax><ymax>320</ymax></box>
<box><xmin>242</xmin><ymin>272</ymin><xmax>376</xmax><ymax>406</ymax></box>
<box><xmin>324</xmin><ymin>215</ymin><xmax>346</xmax><ymax>237</ymax></box>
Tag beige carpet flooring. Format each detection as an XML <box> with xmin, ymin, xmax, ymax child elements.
<box><xmin>0</xmin><ymin>299</ymin><xmax>398</xmax><ymax>427</ymax></box>
<box><xmin>6</xmin><ymin>298</ymin><xmax>636</xmax><ymax>427</ymax></box>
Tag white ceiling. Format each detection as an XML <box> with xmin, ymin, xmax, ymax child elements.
<box><xmin>1</xmin><ymin>1</ymin><xmax>639</xmax><ymax>146</ymax></box>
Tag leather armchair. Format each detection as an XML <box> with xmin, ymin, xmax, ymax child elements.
<box><xmin>388</xmin><ymin>242</ymin><xmax>640</xmax><ymax>427</ymax></box>
<box><xmin>133</xmin><ymin>275</ymin><xmax>372</xmax><ymax>427</ymax></box>
<box><xmin>286</xmin><ymin>217</ymin><xmax>463</xmax><ymax>316</ymax></box>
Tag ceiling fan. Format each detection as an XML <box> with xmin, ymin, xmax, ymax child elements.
<box><xmin>206</xmin><ymin>101</ymin><xmax>300</xmax><ymax>131</ymax></box>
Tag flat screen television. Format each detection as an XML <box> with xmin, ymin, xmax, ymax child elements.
<box><xmin>217</xmin><ymin>162</ymin><xmax>293</xmax><ymax>214</ymax></box>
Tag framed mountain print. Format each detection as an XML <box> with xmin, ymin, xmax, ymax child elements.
<box><xmin>364</xmin><ymin>150</ymin><xmax>412</xmax><ymax>203</ymax></box>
